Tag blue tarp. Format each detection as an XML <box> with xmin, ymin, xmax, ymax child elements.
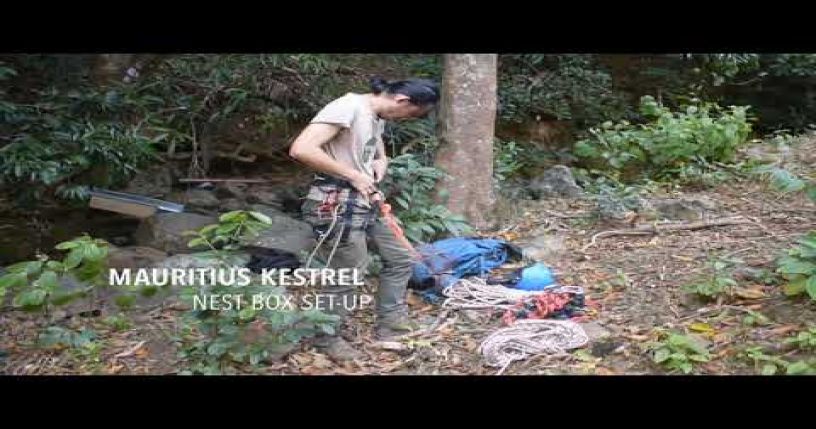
<box><xmin>410</xmin><ymin>237</ymin><xmax>521</xmax><ymax>294</ymax></box>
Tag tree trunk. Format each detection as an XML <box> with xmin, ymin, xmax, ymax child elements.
<box><xmin>434</xmin><ymin>54</ymin><xmax>498</xmax><ymax>229</ymax></box>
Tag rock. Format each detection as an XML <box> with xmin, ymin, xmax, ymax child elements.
<box><xmin>134</xmin><ymin>212</ymin><xmax>218</xmax><ymax>254</ymax></box>
<box><xmin>527</xmin><ymin>165</ymin><xmax>584</xmax><ymax>199</ymax></box>
<box><xmin>591</xmin><ymin>339</ymin><xmax>622</xmax><ymax>357</ymax></box>
<box><xmin>222</xmin><ymin>198</ymin><xmax>247</xmax><ymax>212</ymax></box>
<box><xmin>580</xmin><ymin>322</ymin><xmax>612</xmax><ymax>342</ymax></box>
<box><xmin>597</xmin><ymin>192</ymin><xmax>653</xmax><ymax>222</ymax></box>
<box><xmin>215</xmin><ymin>182</ymin><xmax>249</xmax><ymax>200</ymax></box>
<box><xmin>184</xmin><ymin>189</ymin><xmax>220</xmax><ymax>209</ymax></box>
<box><xmin>123</xmin><ymin>165</ymin><xmax>175</xmax><ymax>198</ymax></box>
<box><xmin>153</xmin><ymin>252</ymin><xmax>250</xmax><ymax>270</ymax></box>
<box><xmin>518</xmin><ymin>233</ymin><xmax>566</xmax><ymax>262</ymax></box>
<box><xmin>108</xmin><ymin>246</ymin><xmax>168</xmax><ymax>270</ymax></box>
<box><xmin>248</xmin><ymin>209</ymin><xmax>316</xmax><ymax>256</ymax></box>
<box><xmin>651</xmin><ymin>197</ymin><xmax>719</xmax><ymax>222</ymax></box>
<box><xmin>110</xmin><ymin>236</ymin><xmax>131</xmax><ymax>246</ymax></box>
<box><xmin>247</xmin><ymin>189</ymin><xmax>285</xmax><ymax>208</ymax></box>
<box><xmin>248</xmin><ymin>204</ymin><xmax>288</xmax><ymax>219</ymax></box>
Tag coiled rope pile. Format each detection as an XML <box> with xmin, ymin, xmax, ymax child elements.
<box><xmin>442</xmin><ymin>277</ymin><xmax>590</xmax><ymax>374</ymax></box>
<box><xmin>442</xmin><ymin>277</ymin><xmax>584</xmax><ymax>310</ymax></box>
<box><xmin>479</xmin><ymin>319</ymin><xmax>590</xmax><ymax>375</ymax></box>
<box><xmin>441</xmin><ymin>277</ymin><xmax>551</xmax><ymax>309</ymax></box>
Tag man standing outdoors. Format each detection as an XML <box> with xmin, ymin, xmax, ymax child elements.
<box><xmin>288</xmin><ymin>77</ymin><xmax>440</xmax><ymax>361</ymax></box>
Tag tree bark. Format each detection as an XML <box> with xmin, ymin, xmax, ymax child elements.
<box><xmin>434</xmin><ymin>54</ymin><xmax>498</xmax><ymax>229</ymax></box>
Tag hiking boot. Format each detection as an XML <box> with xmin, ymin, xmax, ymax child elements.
<box><xmin>313</xmin><ymin>336</ymin><xmax>364</xmax><ymax>363</ymax></box>
<box><xmin>375</xmin><ymin>312</ymin><xmax>421</xmax><ymax>340</ymax></box>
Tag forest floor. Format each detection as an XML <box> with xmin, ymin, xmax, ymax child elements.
<box><xmin>2</xmin><ymin>137</ymin><xmax>815</xmax><ymax>375</ymax></box>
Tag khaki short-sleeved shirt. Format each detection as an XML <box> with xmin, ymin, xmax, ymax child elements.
<box><xmin>305</xmin><ymin>93</ymin><xmax>385</xmax><ymax>208</ymax></box>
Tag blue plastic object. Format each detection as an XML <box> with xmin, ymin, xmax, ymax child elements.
<box><xmin>513</xmin><ymin>262</ymin><xmax>557</xmax><ymax>291</ymax></box>
<box><xmin>411</xmin><ymin>237</ymin><xmax>520</xmax><ymax>292</ymax></box>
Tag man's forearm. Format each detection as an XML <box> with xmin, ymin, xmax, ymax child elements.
<box><xmin>291</xmin><ymin>146</ymin><xmax>363</xmax><ymax>182</ymax></box>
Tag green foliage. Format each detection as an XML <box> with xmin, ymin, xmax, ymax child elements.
<box><xmin>785</xmin><ymin>326</ymin><xmax>816</xmax><ymax>351</ymax></box>
<box><xmin>384</xmin><ymin>116</ymin><xmax>438</xmax><ymax>161</ymax></box>
<box><xmin>380</xmin><ymin>154</ymin><xmax>472</xmax><ymax>243</ymax></box>
<box><xmin>0</xmin><ymin>235</ymin><xmax>109</xmax><ymax>316</ymax></box>
<box><xmin>682</xmin><ymin>257</ymin><xmax>740</xmax><ymax>300</ymax></box>
<box><xmin>754</xmin><ymin>165</ymin><xmax>816</xmax><ymax>200</ymax></box>
<box><xmin>785</xmin><ymin>359</ymin><xmax>816</xmax><ymax>375</ymax></box>
<box><xmin>776</xmin><ymin>231</ymin><xmax>816</xmax><ymax>300</ymax></box>
<box><xmin>0</xmin><ymin>80</ymin><xmax>158</xmax><ymax>201</ymax></box>
<box><xmin>498</xmin><ymin>54</ymin><xmax>631</xmax><ymax>127</ymax></box>
<box><xmin>38</xmin><ymin>326</ymin><xmax>96</xmax><ymax>349</ymax></box>
<box><xmin>184</xmin><ymin>210</ymin><xmax>272</xmax><ymax>252</ymax></box>
<box><xmin>176</xmin><ymin>213</ymin><xmax>339</xmax><ymax>374</ymax></box>
<box><xmin>103</xmin><ymin>313</ymin><xmax>132</xmax><ymax>332</ymax></box>
<box><xmin>740</xmin><ymin>308</ymin><xmax>772</xmax><ymax>327</ymax></box>
<box><xmin>574</xmin><ymin>96</ymin><xmax>753</xmax><ymax>181</ymax></box>
<box><xmin>0</xmin><ymin>54</ymin><xmax>357</xmax><ymax>204</ymax></box>
<box><xmin>742</xmin><ymin>346</ymin><xmax>790</xmax><ymax>375</ymax></box>
<box><xmin>742</xmin><ymin>343</ymin><xmax>816</xmax><ymax>376</ymax></box>
<box><xmin>493</xmin><ymin>139</ymin><xmax>526</xmax><ymax>183</ymax></box>
<box><xmin>647</xmin><ymin>331</ymin><xmax>711</xmax><ymax>374</ymax></box>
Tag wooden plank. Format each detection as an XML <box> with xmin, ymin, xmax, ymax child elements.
<box><xmin>90</xmin><ymin>196</ymin><xmax>157</xmax><ymax>219</ymax></box>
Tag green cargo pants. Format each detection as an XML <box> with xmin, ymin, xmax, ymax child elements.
<box><xmin>301</xmin><ymin>198</ymin><xmax>414</xmax><ymax>323</ymax></box>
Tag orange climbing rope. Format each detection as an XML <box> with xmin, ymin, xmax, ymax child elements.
<box><xmin>375</xmin><ymin>198</ymin><xmax>421</xmax><ymax>260</ymax></box>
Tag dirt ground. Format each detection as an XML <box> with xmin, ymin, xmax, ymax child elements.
<box><xmin>2</xmin><ymin>138</ymin><xmax>815</xmax><ymax>375</ymax></box>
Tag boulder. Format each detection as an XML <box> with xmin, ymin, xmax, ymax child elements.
<box><xmin>184</xmin><ymin>189</ymin><xmax>220</xmax><ymax>209</ymax></box>
<box><xmin>527</xmin><ymin>165</ymin><xmax>584</xmax><ymax>199</ymax></box>
<box><xmin>107</xmin><ymin>246</ymin><xmax>168</xmax><ymax>270</ymax></box>
<box><xmin>134</xmin><ymin>212</ymin><xmax>218</xmax><ymax>254</ymax></box>
<box><xmin>246</xmin><ymin>208</ymin><xmax>316</xmax><ymax>256</ymax></box>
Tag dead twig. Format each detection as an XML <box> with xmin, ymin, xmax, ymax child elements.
<box><xmin>581</xmin><ymin>217</ymin><xmax>754</xmax><ymax>252</ymax></box>
<box><xmin>544</xmin><ymin>210</ymin><xmax>589</xmax><ymax>219</ymax></box>
<box><xmin>677</xmin><ymin>304</ymin><xmax>763</xmax><ymax>322</ymax></box>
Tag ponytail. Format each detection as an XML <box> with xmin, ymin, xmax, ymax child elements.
<box><xmin>369</xmin><ymin>76</ymin><xmax>440</xmax><ymax>106</ymax></box>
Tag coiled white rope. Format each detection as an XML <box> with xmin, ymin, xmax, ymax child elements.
<box><xmin>479</xmin><ymin>319</ymin><xmax>590</xmax><ymax>375</ymax></box>
<box><xmin>441</xmin><ymin>277</ymin><xmax>583</xmax><ymax>310</ymax></box>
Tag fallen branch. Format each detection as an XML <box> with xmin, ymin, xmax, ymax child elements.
<box><xmin>580</xmin><ymin>217</ymin><xmax>754</xmax><ymax>252</ymax></box>
<box><xmin>677</xmin><ymin>304</ymin><xmax>761</xmax><ymax>322</ymax></box>
<box><xmin>114</xmin><ymin>341</ymin><xmax>147</xmax><ymax>359</ymax></box>
<box><xmin>169</xmin><ymin>151</ymin><xmax>257</xmax><ymax>163</ymax></box>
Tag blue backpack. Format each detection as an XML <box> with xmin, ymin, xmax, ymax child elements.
<box><xmin>409</xmin><ymin>237</ymin><xmax>523</xmax><ymax>293</ymax></box>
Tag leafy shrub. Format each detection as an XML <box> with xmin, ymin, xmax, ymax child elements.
<box><xmin>493</xmin><ymin>139</ymin><xmax>526</xmax><ymax>183</ymax></box>
<box><xmin>379</xmin><ymin>154</ymin><xmax>472</xmax><ymax>243</ymax></box>
<box><xmin>785</xmin><ymin>326</ymin><xmax>816</xmax><ymax>351</ymax></box>
<box><xmin>176</xmin><ymin>210</ymin><xmax>339</xmax><ymax>374</ymax></box>
<box><xmin>646</xmin><ymin>331</ymin><xmax>711</xmax><ymax>374</ymax></box>
<box><xmin>0</xmin><ymin>235</ymin><xmax>110</xmax><ymax>318</ymax></box>
<box><xmin>682</xmin><ymin>257</ymin><xmax>740</xmax><ymax>300</ymax></box>
<box><xmin>574</xmin><ymin>96</ymin><xmax>752</xmax><ymax>181</ymax></box>
<box><xmin>776</xmin><ymin>231</ymin><xmax>816</xmax><ymax>300</ymax></box>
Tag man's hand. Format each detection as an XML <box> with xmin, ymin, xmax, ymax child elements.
<box><xmin>371</xmin><ymin>158</ymin><xmax>388</xmax><ymax>183</ymax></box>
<box><xmin>349</xmin><ymin>172</ymin><xmax>378</xmax><ymax>199</ymax></box>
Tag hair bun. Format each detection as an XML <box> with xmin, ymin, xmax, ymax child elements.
<box><xmin>370</xmin><ymin>77</ymin><xmax>389</xmax><ymax>94</ymax></box>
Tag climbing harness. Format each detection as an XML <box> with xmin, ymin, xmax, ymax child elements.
<box><xmin>304</xmin><ymin>173</ymin><xmax>418</xmax><ymax>267</ymax></box>
<box><xmin>479</xmin><ymin>319</ymin><xmax>589</xmax><ymax>375</ymax></box>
